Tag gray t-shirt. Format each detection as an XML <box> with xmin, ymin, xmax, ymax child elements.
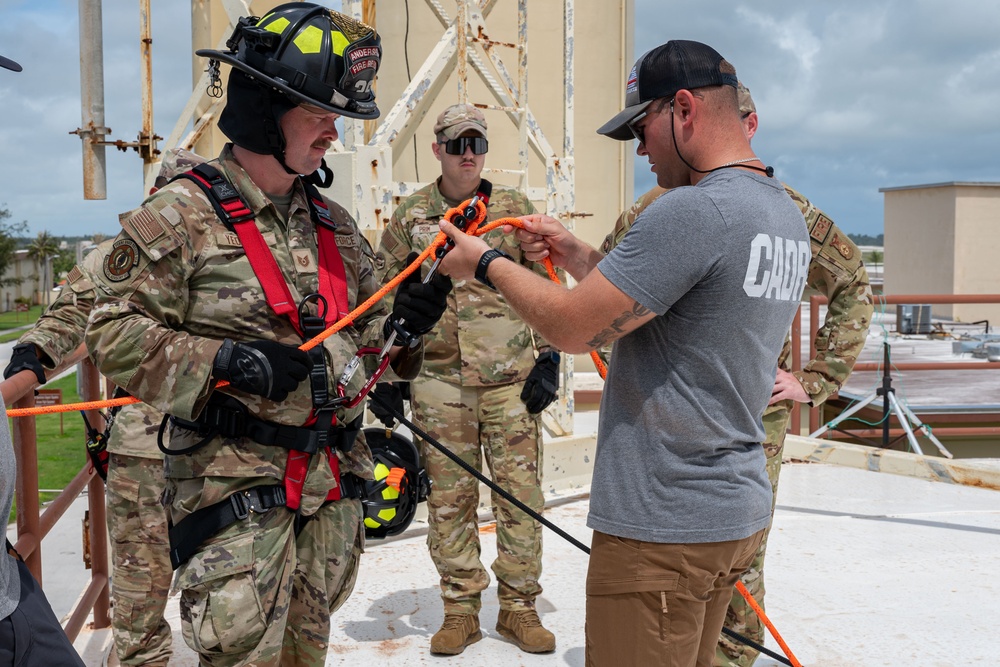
<box><xmin>1</xmin><ymin>398</ymin><xmax>20</xmax><ymax>620</ymax></box>
<box><xmin>590</xmin><ymin>169</ymin><xmax>809</xmax><ymax>543</ymax></box>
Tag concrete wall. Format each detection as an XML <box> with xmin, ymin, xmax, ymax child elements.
<box><xmin>955</xmin><ymin>187</ymin><xmax>1000</xmax><ymax>325</ymax></box>
<box><xmin>883</xmin><ymin>183</ymin><xmax>1000</xmax><ymax>324</ymax></box>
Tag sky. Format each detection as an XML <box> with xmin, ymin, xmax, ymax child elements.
<box><xmin>1</xmin><ymin>0</ymin><xmax>999</xmax><ymax>239</ymax></box>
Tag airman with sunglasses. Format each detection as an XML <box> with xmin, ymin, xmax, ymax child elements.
<box><xmin>374</xmin><ymin>103</ymin><xmax>560</xmax><ymax>656</ymax></box>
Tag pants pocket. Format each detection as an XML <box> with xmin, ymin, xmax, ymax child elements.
<box><xmin>175</xmin><ymin>528</ymin><xmax>266</xmax><ymax>657</ymax></box>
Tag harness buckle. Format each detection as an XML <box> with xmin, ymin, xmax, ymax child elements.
<box><xmin>230</xmin><ymin>491</ymin><xmax>251</xmax><ymax>520</ymax></box>
<box><xmin>206</xmin><ymin>402</ymin><xmax>248</xmax><ymax>438</ymax></box>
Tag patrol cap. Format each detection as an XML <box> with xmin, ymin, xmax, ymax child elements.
<box><xmin>738</xmin><ymin>81</ymin><xmax>756</xmax><ymax>116</ymax></box>
<box><xmin>598</xmin><ymin>40</ymin><xmax>738</xmax><ymax>141</ymax></box>
<box><xmin>0</xmin><ymin>55</ymin><xmax>22</xmax><ymax>72</ymax></box>
<box><xmin>433</xmin><ymin>103</ymin><xmax>488</xmax><ymax>141</ymax></box>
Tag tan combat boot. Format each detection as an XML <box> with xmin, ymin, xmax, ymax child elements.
<box><xmin>496</xmin><ymin>609</ymin><xmax>556</xmax><ymax>653</ymax></box>
<box><xmin>430</xmin><ymin>614</ymin><xmax>482</xmax><ymax>655</ymax></box>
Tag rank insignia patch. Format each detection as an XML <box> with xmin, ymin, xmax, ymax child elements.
<box><xmin>810</xmin><ymin>215</ymin><xmax>833</xmax><ymax>244</ymax></box>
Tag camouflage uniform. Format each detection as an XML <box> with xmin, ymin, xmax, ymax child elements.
<box><xmin>86</xmin><ymin>145</ymin><xmax>422</xmax><ymax>667</ymax></box>
<box><xmin>375</xmin><ymin>182</ymin><xmax>550</xmax><ymax>616</ymax></box>
<box><xmin>603</xmin><ymin>185</ymin><xmax>872</xmax><ymax>667</ymax></box>
<box><xmin>20</xmin><ymin>241</ymin><xmax>176</xmax><ymax>666</ymax></box>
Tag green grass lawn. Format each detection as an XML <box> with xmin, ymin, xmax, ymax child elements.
<box><xmin>0</xmin><ymin>304</ymin><xmax>44</xmax><ymax>343</ymax></box>
<box><xmin>7</xmin><ymin>372</ymin><xmax>90</xmax><ymax>524</ymax></box>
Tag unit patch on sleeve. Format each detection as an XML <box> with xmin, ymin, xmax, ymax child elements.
<box><xmin>104</xmin><ymin>239</ymin><xmax>141</xmax><ymax>282</ymax></box>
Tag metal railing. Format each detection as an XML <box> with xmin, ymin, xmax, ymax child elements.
<box><xmin>3</xmin><ymin>346</ymin><xmax>110</xmax><ymax>641</ymax></box>
<box><xmin>794</xmin><ymin>293</ymin><xmax>1000</xmax><ymax>436</ymax></box>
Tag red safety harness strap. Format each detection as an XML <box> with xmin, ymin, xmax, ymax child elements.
<box><xmin>172</xmin><ymin>164</ymin><xmax>355</xmax><ymax>511</ymax></box>
<box><xmin>176</xmin><ymin>164</ymin><xmax>349</xmax><ymax>336</ymax></box>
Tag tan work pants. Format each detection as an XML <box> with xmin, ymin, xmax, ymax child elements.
<box><xmin>585</xmin><ymin>529</ymin><xmax>765</xmax><ymax>667</ymax></box>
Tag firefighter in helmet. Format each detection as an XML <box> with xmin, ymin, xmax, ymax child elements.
<box><xmin>86</xmin><ymin>4</ymin><xmax>452</xmax><ymax>665</ymax></box>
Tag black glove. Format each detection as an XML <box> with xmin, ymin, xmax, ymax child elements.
<box><xmin>386</xmin><ymin>252</ymin><xmax>452</xmax><ymax>343</ymax></box>
<box><xmin>369</xmin><ymin>382</ymin><xmax>409</xmax><ymax>427</ymax></box>
<box><xmin>521</xmin><ymin>350</ymin><xmax>561</xmax><ymax>414</ymax></box>
<box><xmin>4</xmin><ymin>343</ymin><xmax>47</xmax><ymax>385</ymax></box>
<box><xmin>212</xmin><ymin>338</ymin><xmax>311</xmax><ymax>402</ymax></box>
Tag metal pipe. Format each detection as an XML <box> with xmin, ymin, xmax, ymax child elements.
<box><xmin>77</xmin><ymin>0</ymin><xmax>109</xmax><ymax>200</ymax></box>
<box><xmin>457</xmin><ymin>0</ymin><xmax>468</xmax><ymax>104</ymax></box>
<box><xmin>852</xmin><ymin>361</ymin><xmax>1000</xmax><ymax>371</ymax></box>
<box><xmin>12</xmin><ymin>391</ymin><xmax>41</xmax><ymax>581</ymax></box>
<box><xmin>363</xmin><ymin>0</ymin><xmax>376</xmax><ymax>144</ymax></box>
<box><xmin>138</xmin><ymin>0</ymin><xmax>158</xmax><ymax>183</ymax></box>
<box><xmin>38</xmin><ymin>466</ymin><xmax>92</xmax><ymax>539</ymax></box>
<box><xmin>81</xmin><ymin>358</ymin><xmax>110</xmax><ymax>629</ymax></box>
<box><xmin>790</xmin><ymin>307</ymin><xmax>802</xmax><ymax>434</ymax></box>
<box><xmin>63</xmin><ymin>574</ymin><xmax>109</xmax><ymax>641</ymax></box>
<box><xmin>819</xmin><ymin>427</ymin><xmax>1000</xmax><ymax>438</ymax></box>
<box><xmin>516</xmin><ymin>0</ymin><xmax>527</xmax><ymax>192</ymax></box>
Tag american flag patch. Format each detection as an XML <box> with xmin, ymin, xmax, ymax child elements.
<box><xmin>127</xmin><ymin>208</ymin><xmax>164</xmax><ymax>245</ymax></box>
<box><xmin>626</xmin><ymin>65</ymin><xmax>638</xmax><ymax>94</ymax></box>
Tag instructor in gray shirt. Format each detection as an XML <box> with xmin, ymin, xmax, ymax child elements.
<box><xmin>437</xmin><ymin>40</ymin><xmax>807</xmax><ymax>666</ymax></box>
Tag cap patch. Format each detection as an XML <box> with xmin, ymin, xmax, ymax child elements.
<box><xmin>626</xmin><ymin>65</ymin><xmax>638</xmax><ymax>94</ymax></box>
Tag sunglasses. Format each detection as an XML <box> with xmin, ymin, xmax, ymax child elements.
<box><xmin>441</xmin><ymin>136</ymin><xmax>489</xmax><ymax>155</ymax></box>
<box><xmin>627</xmin><ymin>98</ymin><xmax>673</xmax><ymax>145</ymax></box>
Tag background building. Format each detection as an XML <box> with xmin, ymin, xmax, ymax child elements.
<box><xmin>882</xmin><ymin>182</ymin><xmax>1000</xmax><ymax>325</ymax></box>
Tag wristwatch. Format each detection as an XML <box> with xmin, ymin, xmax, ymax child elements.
<box><xmin>474</xmin><ymin>248</ymin><xmax>512</xmax><ymax>290</ymax></box>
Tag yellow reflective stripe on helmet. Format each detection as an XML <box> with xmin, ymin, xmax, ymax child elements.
<box><xmin>262</xmin><ymin>16</ymin><xmax>289</xmax><ymax>35</ymax></box>
<box><xmin>330</xmin><ymin>30</ymin><xmax>350</xmax><ymax>56</ymax></box>
<box><xmin>293</xmin><ymin>25</ymin><xmax>324</xmax><ymax>54</ymax></box>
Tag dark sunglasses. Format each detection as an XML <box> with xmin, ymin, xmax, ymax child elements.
<box><xmin>441</xmin><ymin>136</ymin><xmax>488</xmax><ymax>155</ymax></box>
<box><xmin>627</xmin><ymin>97</ymin><xmax>673</xmax><ymax>144</ymax></box>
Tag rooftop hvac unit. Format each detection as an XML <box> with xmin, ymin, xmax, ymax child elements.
<box><xmin>896</xmin><ymin>304</ymin><xmax>933</xmax><ymax>335</ymax></box>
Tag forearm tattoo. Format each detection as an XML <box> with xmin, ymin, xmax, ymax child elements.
<box><xmin>586</xmin><ymin>300</ymin><xmax>651</xmax><ymax>348</ymax></box>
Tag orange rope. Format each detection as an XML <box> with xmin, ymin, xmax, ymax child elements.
<box><xmin>7</xmin><ymin>199</ymin><xmax>489</xmax><ymax>419</ymax></box>
<box><xmin>735</xmin><ymin>580</ymin><xmax>803</xmax><ymax>667</ymax></box>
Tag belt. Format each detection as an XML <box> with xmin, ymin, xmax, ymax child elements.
<box><xmin>168</xmin><ymin>479</ymin><xmax>365</xmax><ymax>570</ymax></box>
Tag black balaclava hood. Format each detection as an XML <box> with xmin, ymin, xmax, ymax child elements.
<box><xmin>218</xmin><ymin>70</ymin><xmax>297</xmax><ymax>170</ymax></box>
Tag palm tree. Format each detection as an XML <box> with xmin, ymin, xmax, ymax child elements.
<box><xmin>27</xmin><ymin>231</ymin><xmax>60</xmax><ymax>307</ymax></box>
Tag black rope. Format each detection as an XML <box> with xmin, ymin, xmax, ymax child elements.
<box><xmin>721</xmin><ymin>627</ymin><xmax>793</xmax><ymax>666</ymax></box>
<box><xmin>368</xmin><ymin>392</ymin><xmax>788</xmax><ymax>663</ymax></box>
<box><xmin>368</xmin><ymin>392</ymin><xmax>590</xmax><ymax>554</ymax></box>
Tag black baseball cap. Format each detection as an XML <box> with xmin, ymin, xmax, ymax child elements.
<box><xmin>598</xmin><ymin>40</ymin><xmax>738</xmax><ymax>141</ymax></box>
<box><xmin>0</xmin><ymin>55</ymin><xmax>22</xmax><ymax>72</ymax></box>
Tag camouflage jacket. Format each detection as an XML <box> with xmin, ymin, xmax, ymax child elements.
<box><xmin>20</xmin><ymin>240</ymin><xmax>165</xmax><ymax>459</ymax></box>
<box><xmin>602</xmin><ymin>184</ymin><xmax>872</xmax><ymax>407</ymax></box>
<box><xmin>19</xmin><ymin>241</ymin><xmax>111</xmax><ymax>370</ymax></box>
<box><xmin>375</xmin><ymin>179</ymin><xmax>552</xmax><ymax>387</ymax></box>
<box><xmin>86</xmin><ymin>145</ymin><xmax>421</xmax><ymax>495</ymax></box>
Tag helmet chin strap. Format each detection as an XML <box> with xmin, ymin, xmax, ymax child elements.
<box><xmin>305</xmin><ymin>160</ymin><xmax>334</xmax><ymax>188</ymax></box>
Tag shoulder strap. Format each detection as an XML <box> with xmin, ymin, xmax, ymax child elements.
<box><xmin>301</xmin><ymin>181</ymin><xmax>350</xmax><ymax>322</ymax></box>
<box><xmin>172</xmin><ymin>164</ymin><xmax>255</xmax><ymax>230</ymax></box>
